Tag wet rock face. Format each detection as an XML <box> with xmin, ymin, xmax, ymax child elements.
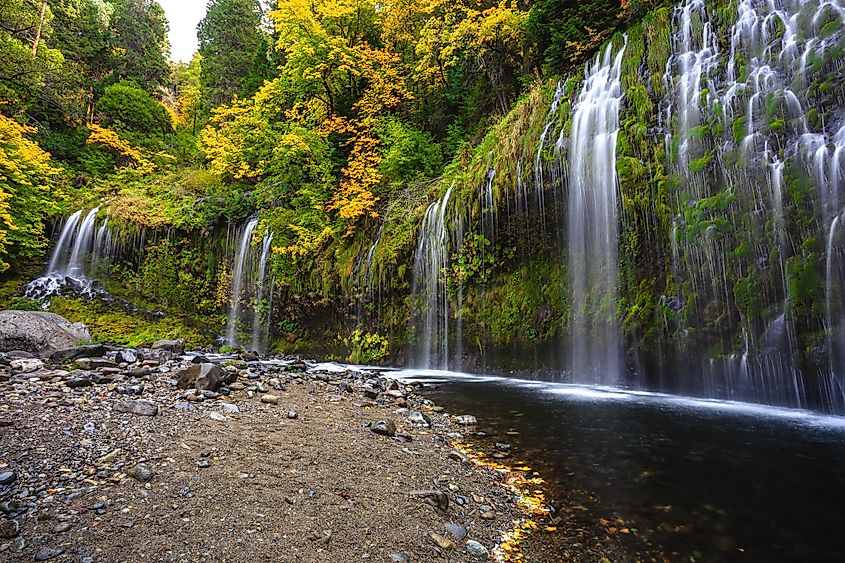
<box><xmin>0</xmin><ymin>310</ymin><xmax>90</xmax><ymax>358</ymax></box>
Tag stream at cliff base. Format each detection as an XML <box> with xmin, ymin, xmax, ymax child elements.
<box><xmin>384</xmin><ymin>369</ymin><xmax>845</xmax><ymax>561</ymax></box>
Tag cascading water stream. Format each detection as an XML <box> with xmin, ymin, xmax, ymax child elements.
<box><xmin>567</xmin><ymin>40</ymin><xmax>626</xmax><ymax>385</ymax></box>
<box><xmin>46</xmin><ymin>210</ymin><xmax>83</xmax><ymax>275</ymax></box>
<box><xmin>251</xmin><ymin>231</ymin><xmax>274</xmax><ymax>352</ymax></box>
<box><xmin>226</xmin><ymin>218</ymin><xmax>258</xmax><ymax>347</ymax></box>
<box><xmin>412</xmin><ymin>187</ymin><xmax>453</xmax><ymax>369</ymax></box>
<box><xmin>66</xmin><ymin>207</ymin><xmax>100</xmax><ymax>277</ymax></box>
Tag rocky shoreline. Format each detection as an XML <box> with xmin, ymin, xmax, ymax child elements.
<box><xmin>0</xmin><ymin>338</ymin><xmax>541</xmax><ymax>562</ymax></box>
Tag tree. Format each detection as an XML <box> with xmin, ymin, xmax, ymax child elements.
<box><xmin>95</xmin><ymin>80</ymin><xmax>172</xmax><ymax>141</ymax></box>
<box><xmin>107</xmin><ymin>0</ymin><xmax>171</xmax><ymax>94</ymax></box>
<box><xmin>0</xmin><ymin>114</ymin><xmax>63</xmax><ymax>270</ymax></box>
<box><xmin>197</xmin><ymin>0</ymin><xmax>267</xmax><ymax>106</ymax></box>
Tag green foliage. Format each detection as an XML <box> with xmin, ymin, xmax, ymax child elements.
<box><xmin>346</xmin><ymin>329</ymin><xmax>389</xmax><ymax>364</ymax></box>
<box><xmin>96</xmin><ymin>80</ymin><xmax>172</xmax><ymax>141</ymax></box>
<box><xmin>107</xmin><ymin>0</ymin><xmax>171</xmax><ymax>94</ymax></box>
<box><xmin>197</xmin><ymin>0</ymin><xmax>268</xmax><ymax>106</ymax></box>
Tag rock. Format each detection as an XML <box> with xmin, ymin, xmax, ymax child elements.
<box><xmin>176</xmin><ymin>363</ymin><xmax>226</xmax><ymax>391</ymax></box>
<box><xmin>413</xmin><ymin>490</ymin><xmax>449</xmax><ymax>512</ymax></box>
<box><xmin>408</xmin><ymin>411</ymin><xmax>431</xmax><ymax>427</ymax></box>
<box><xmin>287</xmin><ymin>410</ymin><xmax>298</xmax><ymax>419</ymax></box>
<box><xmin>127</xmin><ymin>464</ymin><xmax>154</xmax><ymax>482</ymax></box>
<box><xmin>260</xmin><ymin>394</ymin><xmax>279</xmax><ymax>404</ymax></box>
<box><xmin>10</xmin><ymin>358</ymin><xmax>44</xmax><ymax>373</ymax></box>
<box><xmin>66</xmin><ymin>376</ymin><xmax>93</xmax><ymax>388</ymax></box>
<box><xmin>465</xmin><ymin>540</ymin><xmax>489</xmax><ymax>559</ymax></box>
<box><xmin>0</xmin><ymin>471</ymin><xmax>17</xmax><ymax>486</ymax></box>
<box><xmin>0</xmin><ymin>310</ymin><xmax>90</xmax><ymax>358</ymax></box>
<box><xmin>362</xmin><ymin>386</ymin><xmax>380</xmax><ymax>399</ymax></box>
<box><xmin>190</xmin><ymin>354</ymin><xmax>210</xmax><ymax>364</ymax></box>
<box><xmin>444</xmin><ymin>523</ymin><xmax>467</xmax><ymax>541</ymax></box>
<box><xmin>208</xmin><ymin>412</ymin><xmax>227</xmax><ymax>422</ymax></box>
<box><xmin>448</xmin><ymin>450</ymin><xmax>469</xmax><ymax>463</ymax></box>
<box><xmin>371</xmin><ymin>419</ymin><xmax>396</xmax><ymax>436</ymax></box>
<box><xmin>126</xmin><ymin>366</ymin><xmax>150</xmax><ymax>378</ymax></box>
<box><xmin>114</xmin><ymin>349</ymin><xmax>138</xmax><ymax>364</ymax></box>
<box><xmin>114</xmin><ymin>400</ymin><xmax>158</xmax><ymax>417</ymax></box>
<box><xmin>197</xmin><ymin>459</ymin><xmax>210</xmax><ymax>469</ymax></box>
<box><xmin>495</xmin><ymin>442</ymin><xmax>511</xmax><ymax>452</ymax></box>
<box><xmin>49</xmin><ymin>344</ymin><xmax>107</xmax><ymax>364</ymax></box>
<box><xmin>0</xmin><ymin>517</ymin><xmax>19</xmax><ymax>538</ymax></box>
<box><xmin>429</xmin><ymin>532</ymin><xmax>456</xmax><ymax>550</ymax></box>
<box><xmin>220</xmin><ymin>403</ymin><xmax>240</xmax><ymax>414</ymax></box>
<box><xmin>389</xmin><ymin>552</ymin><xmax>412</xmax><ymax>562</ymax></box>
<box><xmin>173</xmin><ymin>401</ymin><xmax>197</xmax><ymax>412</ymax></box>
<box><xmin>52</xmin><ymin>522</ymin><xmax>72</xmax><ymax>533</ymax></box>
<box><xmin>240</xmin><ymin>351</ymin><xmax>259</xmax><ymax>362</ymax></box>
<box><xmin>256</xmin><ymin>382</ymin><xmax>269</xmax><ymax>393</ymax></box>
<box><xmin>34</xmin><ymin>547</ymin><xmax>64</xmax><ymax>561</ymax></box>
<box><xmin>454</xmin><ymin>415</ymin><xmax>478</xmax><ymax>426</ymax></box>
<box><xmin>5</xmin><ymin>350</ymin><xmax>34</xmax><ymax>358</ymax></box>
<box><xmin>151</xmin><ymin>339</ymin><xmax>184</xmax><ymax>355</ymax></box>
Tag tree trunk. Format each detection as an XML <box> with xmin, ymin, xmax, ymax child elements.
<box><xmin>31</xmin><ymin>0</ymin><xmax>47</xmax><ymax>55</ymax></box>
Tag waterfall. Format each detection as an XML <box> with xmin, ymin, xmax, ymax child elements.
<box><xmin>412</xmin><ymin>187</ymin><xmax>453</xmax><ymax>369</ymax></box>
<box><xmin>250</xmin><ymin>231</ymin><xmax>274</xmax><ymax>352</ymax></box>
<box><xmin>226</xmin><ymin>218</ymin><xmax>258</xmax><ymax>347</ymax></box>
<box><xmin>46</xmin><ymin>209</ymin><xmax>83</xmax><ymax>275</ymax></box>
<box><xmin>355</xmin><ymin>224</ymin><xmax>383</xmax><ymax>327</ymax></box>
<box><xmin>567</xmin><ymin>40</ymin><xmax>626</xmax><ymax>384</ymax></box>
<box><xmin>66</xmin><ymin>207</ymin><xmax>100</xmax><ymax>277</ymax></box>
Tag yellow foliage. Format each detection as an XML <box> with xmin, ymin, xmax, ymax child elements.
<box><xmin>274</xmin><ymin>225</ymin><xmax>334</xmax><ymax>259</ymax></box>
<box><xmin>86</xmin><ymin>124</ymin><xmax>154</xmax><ymax>172</ymax></box>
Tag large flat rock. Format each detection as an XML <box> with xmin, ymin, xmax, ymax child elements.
<box><xmin>0</xmin><ymin>310</ymin><xmax>90</xmax><ymax>358</ymax></box>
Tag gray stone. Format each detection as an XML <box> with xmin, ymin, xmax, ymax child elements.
<box><xmin>114</xmin><ymin>349</ymin><xmax>138</xmax><ymax>364</ymax></box>
<box><xmin>444</xmin><ymin>523</ymin><xmax>467</xmax><ymax>541</ymax></box>
<box><xmin>66</xmin><ymin>377</ymin><xmax>93</xmax><ymax>388</ymax></box>
<box><xmin>408</xmin><ymin>411</ymin><xmax>431</xmax><ymax>428</ymax></box>
<box><xmin>0</xmin><ymin>310</ymin><xmax>90</xmax><ymax>358</ymax></box>
<box><xmin>127</xmin><ymin>464</ymin><xmax>153</xmax><ymax>483</ymax></box>
<box><xmin>151</xmin><ymin>339</ymin><xmax>184</xmax><ymax>354</ymax></box>
<box><xmin>114</xmin><ymin>400</ymin><xmax>158</xmax><ymax>417</ymax></box>
<box><xmin>220</xmin><ymin>403</ymin><xmax>240</xmax><ymax>414</ymax></box>
<box><xmin>256</xmin><ymin>382</ymin><xmax>269</xmax><ymax>393</ymax></box>
<box><xmin>287</xmin><ymin>410</ymin><xmax>298</xmax><ymax>419</ymax></box>
<box><xmin>49</xmin><ymin>344</ymin><xmax>107</xmax><ymax>364</ymax></box>
<box><xmin>10</xmin><ymin>358</ymin><xmax>44</xmax><ymax>373</ymax></box>
<box><xmin>362</xmin><ymin>386</ymin><xmax>380</xmax><ymax>399</ymax></box>
<box><xmin>371</xmin><ymin>419</ymin><xmax>396</xmax><ymax>437</ymax></box>
<box><xmin>208</xmin><ymin>412</ymin><xmax>226</xmax><ymax>422</ymax></box>
<box><xmin>0</xmin><ymin>470</ymin><xmax>16</xmax><ymax>485</ymax></box>
<box><xmin>465</xmin><ymin>540</ymin><xmax>489</xmax><ymax>559</ymax></box>
<box><xmin>34</xmin><ymin>547</ymin><xmax>64</xmax><ymax>561</ymax></box>
<box><xmin>173</xmin><ymin>401</ymin><xmax>197</xmax><ymax>412</ymax></box>
<box><xmin>52</xmin><ymin>522</ymin><xmax>72</xmax><ymax>533</ymax></box>
<box><xmin>0</xmin><ymin>517</ymin><xmax>19</xmax><ymax>538</ymax></box>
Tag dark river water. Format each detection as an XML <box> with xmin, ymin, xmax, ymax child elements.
<box><xmin>375</xmin><ymin>369</ymin><xmax>845</xmax><ymax>562</ymax></box>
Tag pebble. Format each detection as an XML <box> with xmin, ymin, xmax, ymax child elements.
<box><xmin>256</xmin><ymin>382</ymin><xmax>270</xmax><ymax>393</ymax></box>
<box><xmin>444</xmin><ymin>522</ymin><xmax>467</xmax><ymax>540</ymax></box>
<box><xmin>52</xmin><ymin>522</ymin><xmax>72</xmax><ymax>533</ymax></box>
<box><xmin>0</xmin><ymin>470</ymin><xmax>16</xmax><ymax>486</ymax></box>
<box><xmin>465</xmin><ymin>540</ymin><xmax>489</xmax><ymax>559</ymax></box>
<box><xmin>114</xmin><ymin>399</ymin><xmax>158</xmax><ymax>417</ymax></box>
<box><xmin>454</xmin><ymin>415</ymin><xmax>478</xmax><ymax>426</ymax></box>
<box><xmin>220</xmin><ymin>403</ymin><xmax>240</xmax><ymax>414</ymax></box>
<box><xmin>34</xmin><ymin>547</ymin><xmax>64</xmax><ymax>561</ymax></box>
<box><xmin>287</xmin><ymin>410</ymin><xmax>298</xmax><ymax>419</ymax></box>
<box><xmin>260</xmin><ymin>394</ymin><xmax>279</xmax><ymax>405</ymax></box>
<box><xmin>429</xmin><ymin>532</ymin><xmax>456</xmax><ymax>550</ymax></box>
<box><xmin>208</xmin><ymin>412</ymin><xmax>227</xmax><ymax>422</ymax></box>
<box><xmin>197</xmin><ymin>459</ymin><xmax>210</xmax><ymax>469</ymax></box>
<box><xmin>127</xmin><ymin>464</ymin><xmax>154</xmax><ymax>482</ymax></box>
<box><xmin>0</xmin><ymin>518</ymin><xmax>19</xmax><ymax>538</ymax></box>
<box><xmin>371</xmin><ymin>419</ymin><xmax>396</xmax><ymax>437</ymax></box>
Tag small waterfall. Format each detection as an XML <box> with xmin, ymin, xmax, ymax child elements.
<box><xmin>66</xmin><ymin>207</ymin><xmax>100</xmax><ymax>277</ymax></box>
<box><xmin>355</xmin><ymin>224</ymin><xmax>383</xmax><ymax>327</ymax></box>
<box><xmin>250</xmin><ymin>231</ymin><xmax>274</xmax><ymax>352</ymax></box>
<box><xmin>567</xmin><ymin>39</ymin><xmax>626</xmax><ymax>384</ymax></box>
<box><xmin>412</xmin><ymin>187</ymin><xmax>453</xmax><ymax>369</ymax></box>
<box><xmin>47</xmin><ymin>210</ymin><xmax>83</xmax><ymax>275</ymax></box>
<box><xmin>226</xmin><ymin>218</ymin><xmax>258</xmax><ymax>347</ymax></box>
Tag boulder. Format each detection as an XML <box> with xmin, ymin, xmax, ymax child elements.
<box><xmin>176</xmin><ymin>363</ymin><xmax>228</xmax><ymax>391</ymax></box>
<box><xmin>151</xmin><ymin>339</ymin><xmax>184</xmax><ymax>355</ymax></box>
<box><xmin>0</xmin><ymin>310</ymin><xmax>90</xmax><ymax>358</ymax></box>
<box><xmin>49</xmin><ymin>344</ymin><xmax>107</xmax><ymax>364</ymax></box>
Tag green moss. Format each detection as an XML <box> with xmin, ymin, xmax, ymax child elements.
<box><xmin>732</xmin><ymin>116</ymin><xmax>747</xmax><ymax>145</ymax></box>
<box><xmin>49</xmin><ymin>297</ymin><xmax>213</xmax><ymax>348</ymax></box>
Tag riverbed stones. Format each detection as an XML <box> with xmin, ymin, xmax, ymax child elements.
<box><xmin>408</xmin><ymin>411</ymin><xmax>431</xmax><ymax>427</ymax></box>
<box><xmin>371</xmin><ymin>419</ymin><xmax>396</xmax><ymax>436</ymax></box>
<box><xmin>114</xmin><ymin>349</ymin><xmax>138</xmax><ymax>364</ymax></box>
<box><xmin>429</xmin><ymin>532</ymin><xmax>456</xmax><ymax>550</ymax></box>
<box><xmin>127</xmin><ymin>464</ymin><xmax>154</xmax><ymax>482</ymax></box>
<box><xmin>49</xmin><ymin>344</ymin><xmax>107</xmax><ymax>364</ymax></box>
<box><xmin>34</xmin><ymin>547</ymin><xmax>64</xmax><ymax>561</ymax></box>
<box><xmin>176</xmin><ymin>363</ymin><xmax>227</xmax><ymax>391</ymax></box>
<box><xmin>113</xmin><ymin>399</ymin><xmax>158</xmax><ymax>416</ymax></box>
<box><xmin>208</xmin><ymin>412</ymin><xmax>226</xmax><ymax>422</ymax></box>
<box><xmin>151</xmin><ymin>339</ymin><xmax>184</xmax><ymax>354</ymax></box>
<box><xmin>444</xmin><ymin>522</ymin><xmax>467</xmax><ymax>540</ymax></box>
<box><xmin>0</xmin><ymin>471</ymin><xmax>17</xmax><ymax>486</ymax></box>
<box><xmin>0</xmin><ymin>517</ymin><xmax>19</xmax><ymax>538</ymax></box>
<box><xmin>260</xmin><ymin>394</ymin><xmax>279</xmax><ymax>404</ymax></box>
<box><xmin>10</xmin><ymin>357</ymin><xmax>44</xmax><ymax>373</ymax></box>
<box><xmin>454</xmin><ymin>415</ymin><xmax>478</xmax><ymax>426</ymax></box>
<box><xmin>465</xmin><ymin>539</ymin><xmax>489</xmax><ymax>559</ymax></box>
